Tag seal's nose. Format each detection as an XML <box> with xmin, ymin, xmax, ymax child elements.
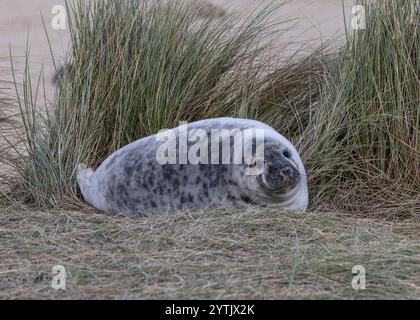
<box><xmin>281</xmin><ymin>166</ymin><xmax>300</xmax><ymax>186</ymax></box>
<box><xmin>264</xmin><ymin>163</ymin><xmax>300</xmax><ymax>192</ymax></box>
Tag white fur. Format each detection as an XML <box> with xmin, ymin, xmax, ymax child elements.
<box><xmin>77</xmin><ymin>118</ymin><xmax>309</xmax><ymax>214</ymax></box>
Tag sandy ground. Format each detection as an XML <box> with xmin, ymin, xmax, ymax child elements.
<box><xmin>0</xmin><ymin>0</ymin><xmax>67</xmax><ymax>93</ymax></box>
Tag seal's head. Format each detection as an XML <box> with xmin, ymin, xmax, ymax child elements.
<box><xmin>260</xmin><ymin>142</ymin><xmax>301</xmax><ymax>194</ymax></box>
<box><xmin>240</xmin><ymin>136</ymin><xmax>308</xmax><ymax>212</ymax></box>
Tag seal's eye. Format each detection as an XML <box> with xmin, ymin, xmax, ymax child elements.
<box><xmin>283</xmin><ymin>149</ymin><xmax>291</xmax><ymax>159</ymax></box>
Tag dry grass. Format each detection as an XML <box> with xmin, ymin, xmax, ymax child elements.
<box><xmin>243</xmin><ymin>51</ymin><xmax>328</xmax><ymax>141</ymax></box>
<box><xmin>0</xmin><ymin>0</ymin><xmax>419</xmax><ymax>300</ymax></box>
<box><xmin>1</xmin><ymin>206</ymin><xmax>419</xmax><ymax>299</ymax></box>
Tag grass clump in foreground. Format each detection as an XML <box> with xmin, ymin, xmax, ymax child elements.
<box><xmin>2</xmin><ymin>0</ymin><xmax>419</xmax><ymax>217</ymax></box>
<box><xmin>0</xmin><ymin>206</ymin><xmax>419</xmax><ymax>299</ymax></box>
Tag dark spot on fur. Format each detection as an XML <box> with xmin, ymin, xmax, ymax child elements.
<box><xmin>210</xmin><ymin>178</ymin><xmax>219</xmax><ymax>188</ymax></box>
<box><xmin>227</xmin><ymin>194</ymin><xmax>237</xmax><ymax>201</ymax></box>
<box><xmin>124</xmin><ymin>164</ymin><xmax>133</xmax><ymax>176</ymax></box>
<box><xmin>107</xmin><ymin>186</ymin><xmax>115</xmax><ymax>200</ymax></box>
<box><xmin>173</xmin><ymin>178</ymin><xmax>180</xmax><ymax>188</ymax></box>
<box><xmin>241</xmin><ymin>195</ymin><xmax>252</xmax><ymax>204</ymax></box>
<box><xmin>136</xmin><ymin>162</ymin><xmax>143</xmax><ymax>171</ymax></box>
<box><xmin>147</xmin><ymin>175</ymin><xmax>155</xmax><ymax>186</ymax></box>
<box><xmin>228</xmin><ymin>179</ymin><xmax>238</xmax><ymax>187</ymax></box>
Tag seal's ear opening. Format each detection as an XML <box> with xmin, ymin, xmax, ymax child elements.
<box><xmin>52</xmin><ymin>63</ymin><xmax>74</xmax><ymax>85</ymax></box>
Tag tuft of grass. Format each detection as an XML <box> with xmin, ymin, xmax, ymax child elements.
<box><xmin>0</xmin><ymin>206</ymin><xmax>419</xmax><ymax>299</ymax></box>
<box><xmin>300</xmin><ymin>0</ymin><xmax>420</xmax><ymax>213</ymax></box>
<box><xmin>245</xmin><ymin>50</ymin><xmax>329</xmax><ymax>140</ymax></box>
<box><xmin>339</xmin><ymin>0</ymin><xmax>419</xmax><ymax>184</ymax></box>
<box><xmin>59</xmin><ymin>0</ymin><xmax>279</xmax><ymax>161</ymax></box>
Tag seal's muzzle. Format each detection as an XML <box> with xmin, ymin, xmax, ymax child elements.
<box><xmin>262</xmin><ymin>161</ymin><xmax>300</xmax><ymax>193</ymax></box>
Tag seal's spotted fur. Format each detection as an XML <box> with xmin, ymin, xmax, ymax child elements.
<box><xmin>77</xmin><ymin>118</ymin><xmax>308</xmax><ymax>216</ymax></box>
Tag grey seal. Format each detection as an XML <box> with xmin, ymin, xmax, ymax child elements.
<box><xmin>77</xmin><ymin>118</ymin><xmax>308</xmax><ymax>216</ymax></box>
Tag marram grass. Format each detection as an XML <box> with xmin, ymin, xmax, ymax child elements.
<box><xmin>2</xmin><ymin>0</ymin><xmax>419</xmax><ymax>217</ymax></box>
<box><xmin>300</xmin><ymin>0</ymin><xmax>419</xmax><ymax>213</ymax></box>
